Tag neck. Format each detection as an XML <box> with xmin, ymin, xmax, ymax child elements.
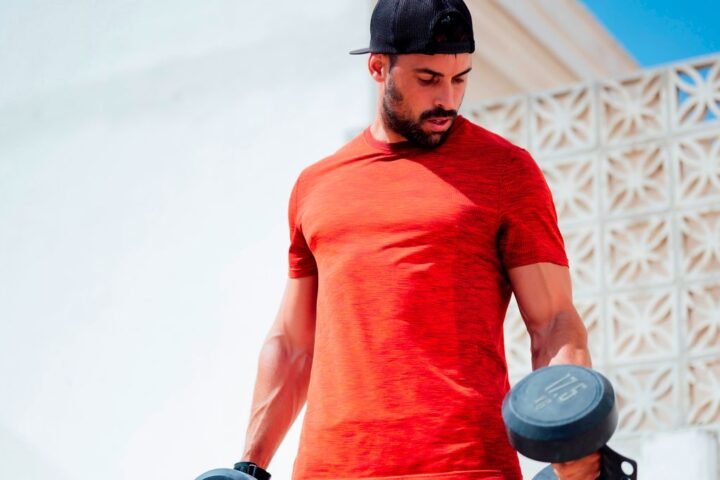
<box><xmin>369</xmin><ymin>110</ymin><xmax>408</xmax><ymax>144</ymax></box>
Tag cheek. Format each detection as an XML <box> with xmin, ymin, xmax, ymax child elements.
<box><xmin>398</xmin><ymin>82</ymin><xmax>424</xmax><ymax>103</ymax></box>
<box><xmin>407</xmin><ymin>87</ymin><xmax>439</xmax><ymax>114</ymax></box>
<box><xmin>454</xmin><ymin>84</ymin><xmax>468</xmax><ymax>103</ymax></box>
<box><xmin>399</xmin><ymin>92</ymin><xmax>432</xmax><ymax>118</ymax></box>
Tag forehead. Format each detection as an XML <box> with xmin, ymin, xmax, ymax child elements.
<box><xmin>393</xmin><ymin>53</ymin><xmax>472</xmax><ymax>74</ymax></box>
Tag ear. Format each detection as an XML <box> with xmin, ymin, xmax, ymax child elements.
<box><xmin>368</xmin><ymin>54</ymin><xmax>388</xmax><ymax>83</ymax></box>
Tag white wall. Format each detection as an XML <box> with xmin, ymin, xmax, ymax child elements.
<box><xmin>468</xmin><ymin>52</ymin><xmax>720</xmax><ymax>477</ymax></box>
<box><xmin>0</xmin><ymin>2</ymin><xmax>372</xmax><ymax>479</ymax></box>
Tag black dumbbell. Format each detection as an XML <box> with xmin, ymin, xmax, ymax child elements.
<box><xmin>502</xmin><ymin>365</ymin><xmax>637</xmax><ymax>480</ymax></box>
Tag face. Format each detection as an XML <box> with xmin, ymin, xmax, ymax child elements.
<box><xmin>373</xmin><ymin>53</ymin><xmax>472</xmax><ymax>149</ymax></box>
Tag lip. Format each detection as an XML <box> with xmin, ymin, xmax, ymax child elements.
<box><xmin>425</xmin><ymin>117</ymin><xmax>452</xmax><ymax>132</ymax></box>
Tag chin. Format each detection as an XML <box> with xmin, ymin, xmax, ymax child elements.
<box><xmin>423</xmin><ymin>129</ymin><xmax>449</xmax><ymax>140</ymax></box>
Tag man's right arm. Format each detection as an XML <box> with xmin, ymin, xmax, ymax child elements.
<box><xmin>240</xmin><ymin>275</ymin><xmax>318</xmax><ymax>470</ymax></box>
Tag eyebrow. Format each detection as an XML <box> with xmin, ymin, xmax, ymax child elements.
<box><xmin>414</xmin><ymin>67</ymin><xmax>473</xmax><ymax>78</ymax></box>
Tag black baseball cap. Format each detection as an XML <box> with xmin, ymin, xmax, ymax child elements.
<box><xmin>350</xmin><ymin>0</ymin><xmax>475</xmax><ymax>55</ymax></box>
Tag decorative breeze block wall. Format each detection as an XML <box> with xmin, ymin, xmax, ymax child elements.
<box><xmin>465</xmin><ymin>54</ymin><xmax>720</xmax><ymax>445</ymax></box>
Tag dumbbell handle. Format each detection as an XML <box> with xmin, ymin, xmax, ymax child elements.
<box><xmin>533</xmin><ymin>445</ymin><xmax>637</xmax><ymax>480</ymax></box>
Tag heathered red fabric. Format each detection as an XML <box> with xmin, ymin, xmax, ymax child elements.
<box><xmin>287</xmin><ymin>116</ymin><xmax>568</xmax><ymax>479</ymax></box>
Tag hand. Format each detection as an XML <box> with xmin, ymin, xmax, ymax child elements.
<box><xmin>551</xmin><ymin>451</ymin><xmax>601</xmax><ymax>479</ymax></box>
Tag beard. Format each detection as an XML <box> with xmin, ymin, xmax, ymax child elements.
<box><xmin>381</xmin><ymin>74</ymin><xmax>458</xmax><ymax>149</ymax></box>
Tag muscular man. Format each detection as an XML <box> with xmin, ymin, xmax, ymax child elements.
<box><xmin>240</xmin><ymin>1</ymin><xmax>599</xmax><ymax>479</ymax></box>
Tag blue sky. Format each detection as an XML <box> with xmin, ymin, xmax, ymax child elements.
<box><xmin>580</xmin><ymin>0</ymin><xmax>720</xmax><ymax>67</ymax></box>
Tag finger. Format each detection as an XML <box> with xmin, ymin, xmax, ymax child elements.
<box><xmin>552</xmin><ymin>453</ymin><xmax>601</xmax><ymax>479</ymax></box>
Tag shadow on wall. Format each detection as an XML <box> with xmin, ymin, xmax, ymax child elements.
<box><xmin>0</xmin><ymin>425</ymin><xmax>70</xmax><ymax>480</ymax></box>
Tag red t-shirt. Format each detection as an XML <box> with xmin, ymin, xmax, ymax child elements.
<box><xmin>287</xmin><ymin>116</ymin><xmax>568</xmax><ymax>479</ymax></box>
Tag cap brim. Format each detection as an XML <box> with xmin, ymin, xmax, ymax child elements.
<box><xmin>349</xmin><ymin>47</ymin><xmax>371</xmax><ymax>55</ymax></box>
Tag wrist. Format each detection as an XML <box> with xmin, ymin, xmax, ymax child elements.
<box><xmin>240</xmin><ymin>446</ymin><xmax>269</xmax><ymax>469</ymax></box>
<box><xmin>234</xmin><ymin>461</ymin><xmax>271</xmax><ymax>480</ymax></box>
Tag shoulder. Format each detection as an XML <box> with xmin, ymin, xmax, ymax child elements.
<box><xmin>454</xmin><ymin>117</ymin><xmax>541</xmax><ymax>175</ymax></box>
<box><xmin>455</xmin><ymin>116</ymin><xmax>519</xmax><ymax>154</ymax></box>
<box><xmin>296</xmin><ymin>131</ymin><xmax>366</xmax><ymax>184</ymax></box>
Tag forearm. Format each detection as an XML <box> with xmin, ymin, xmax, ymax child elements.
<box><xmin>529</xmin><ymin>309</ymin><xmax>592</xmax><ymax>370</ymax></box>
<box><xmin>241</xmin><ymin>331</ymin><xmax>313</xmax><ymax>469</ymax></box>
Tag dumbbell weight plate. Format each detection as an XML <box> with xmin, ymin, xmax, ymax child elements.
<box><xmin>530</xmin><ymin>445</ymin><xmax>637</xmax><ymax>480</ymax></box>
<box><xmin>502</xmin><ymin>365</ymin><xmax>617</xmax><ymax>463</ymax></box>
<box><xmin>195</xmin><ymin>468</ymin><xmax>256</xmax><ymax>480</ymax></box>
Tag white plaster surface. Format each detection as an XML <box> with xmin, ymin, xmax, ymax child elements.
<box><xmin>0</xmin><ymin>1</ymin><xmax>371</xmax><ymax>479</ymax></box>
<box><xmin>641</xmin><ymin>430</ymin><xmax>719</xmax><ymax>480</ymax></box>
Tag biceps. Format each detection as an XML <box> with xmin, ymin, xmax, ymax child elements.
<box><xmin>507</xmin><ymin>263</ymin><xmax>574</xmax><ymax>332</ymax></box>
<box><xmin>270</xmin><ymin>276</ymin><xmax>318</xmax><ymax>351</ymax></box>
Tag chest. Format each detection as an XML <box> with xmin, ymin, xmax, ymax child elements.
<box><xmin>300</xmin><ymin>159</ymin><xmax>499</xmax><ymax>255</ymax></box>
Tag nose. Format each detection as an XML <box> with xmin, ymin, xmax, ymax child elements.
<box><xmin>434</xmin><ymin>82</ymin><xmax>455</xmax><ymax>111</ymax></box>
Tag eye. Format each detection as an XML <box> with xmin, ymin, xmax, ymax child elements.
<box><xmin>453</xmin><ymin>77</ymin><xmax>466</xmax><ymax>84</ymax></box>
<box><xmin>418</xmin><ymin>76</ymin><xmax>437</xmax><ymax>85</ymax></box>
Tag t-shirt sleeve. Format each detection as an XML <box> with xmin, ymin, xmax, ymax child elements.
<box><xmin>498</xmin><ymin>147</ymin><xmax>569</xmax><ymax>270</ymax></box>
<box><xmin>287</xmin><ymin>175</ymin><xmax>318</xmax><ymax>278</ymax></box>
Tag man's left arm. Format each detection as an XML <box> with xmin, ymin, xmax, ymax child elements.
<box><xmin>508</xmin><ymin>262</ymin><xmax>591</xmax><ymax>369</ymax></box>
<box><xmin>509</xmin><ymin>261</ymin><xmax>600</xmax><ymax>480</ymax></box>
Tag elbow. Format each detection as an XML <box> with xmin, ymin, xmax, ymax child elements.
<box><xmin>259</xmin><ymin>332</ymin><xmax>314</xmax><ymax>372</ymax></box>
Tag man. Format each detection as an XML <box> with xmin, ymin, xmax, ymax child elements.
<box><xmin>238</xmin><ymin>1</ymin><xmax>600</xmax><ymax>479</ymax></box>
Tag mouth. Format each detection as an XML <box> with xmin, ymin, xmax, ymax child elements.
<box><xmin>425</xmin><ymin>117</ymin><xmax>452</xmax><ymax>133</ymax></box>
